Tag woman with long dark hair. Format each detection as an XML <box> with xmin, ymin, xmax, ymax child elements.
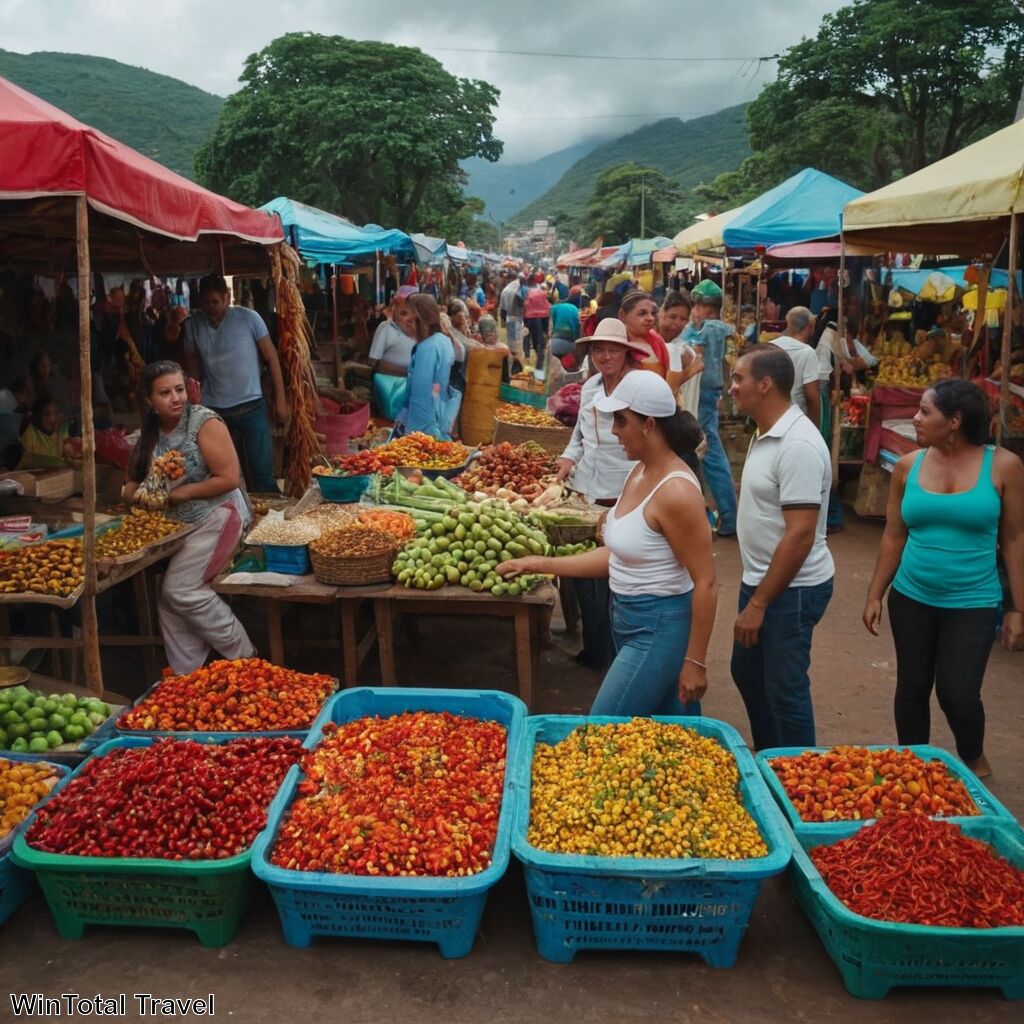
<box><xmin>618</xmin><ymin>289</ymin><xmax>671</xmax><ymax>377</ymax></box>
<box><xmin>124</xmin><ymin>360</ymin><xmax>256</xmax><ymax>674</ymax></box>
<box><xmin>863</xmin><ymin>378</ymin><xmax>1024</xmax><ymax>776</ymax></box>
<box><xmin>500</xmin><ymin>370</ymin><xmax>717</xmax><ymax>715</ymax></box>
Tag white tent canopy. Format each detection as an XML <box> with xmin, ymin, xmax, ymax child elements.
<box><xmin>673</xmin><ymin>204</ymin><xmax>750</xmax><ymax>255</ymax></box>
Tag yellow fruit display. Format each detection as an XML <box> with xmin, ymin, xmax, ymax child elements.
<box><xmin>874</xmin><ymin>356</ymin><xmax>951</xmax><ymax>387</ymax></box>
<box><xmin>0</xmin><ymin>758</ymin><xmax>60</xmax><ymax>839</ymax></box>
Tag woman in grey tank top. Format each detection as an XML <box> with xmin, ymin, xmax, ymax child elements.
<box><xmin>124</xmin><ymin>361</ymin><xmax>256</xmax><ymax>674</ymax></box>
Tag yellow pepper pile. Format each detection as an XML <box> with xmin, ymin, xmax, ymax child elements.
<box><xmin>1</xmin><ymin>757</ymin><xmax>60</xmax><ymax>839</ymax></box>
<box><xmin>528</xmin><ymin>718</ymin><xmax>767</xmax><ymax>860</ymax></box>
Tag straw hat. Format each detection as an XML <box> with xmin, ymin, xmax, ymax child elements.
<box><xmin>575</xmin><ymin>317</ymin><xmax>649</xmax><ymax>355</ymax></box>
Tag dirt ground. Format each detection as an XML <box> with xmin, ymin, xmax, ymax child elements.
<box><xmin>1</xmin><ymin>511</ymin><xmax>1021</xmax><ymax>1023</ymax></box>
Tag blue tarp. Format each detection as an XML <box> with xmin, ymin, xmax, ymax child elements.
<box><xmin>260</xmin><ymin>197</ymin><xmax>415</xmax><ymax>265</ymax></box>
<box><xmin>410</xmin><ymin>232</ymin><xmax>446</xmax><ymax>264</ymax></box>
<box><xmin>722</xmin><ymin>169</ymin><xmax>864</xmax><ymax>251</ymax></box>
<box><xmin>889</xmin><ymin>265</ymin><xmax>1022</xmax><ymax>295</ymax></box>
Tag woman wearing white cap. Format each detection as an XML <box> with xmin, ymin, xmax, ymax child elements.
<box><xmin>555</xmin><ymin>318</ymin><xmax>647</xmax><ymax>670</ymax></box>
<box><xmin>499</xmin><ymin>370</ymin><xmax>718</xmax><ymax>714</ymax></box>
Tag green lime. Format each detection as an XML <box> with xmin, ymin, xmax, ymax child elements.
<box><xmin>2</xmin><ymin>709</ymin><xmax>20</xmax><ymax>726</ymax></box>
<box><xmin>69</xmin><ymin>711</ymin><xmax>88</xmax><ymax>727</ymax></box>
<box><xmin>42</xmin><ymin>699</ymin><xmax>59</xmax><ymax>714</ymax></box>
<box><xmin>29</xmin><ymin>736</ymin><xmax>50</xmax><ymax>753</ymax></box>
<box><xmin>25</xmin><ymin>706</ymin><xmax>46</xmax><ymax>722</ymax></box>
<box><xmin>63</xmin><ymin>724</ymin><xmax>85</xmax><ymax>741</ymax></box>
<box><xmin>7</xmin><ymin>722</ymin><xmax>29</xmax><ymax>739</ymax></box>
<box><xmin>61</xmin><ymin>693</ymin><xmax>79</xmax><ymax>706</ymax></box>
<box><xmin>12</xmin><ymin>700</ymin><xmax>30</xmax><ymax>715</ymax></box>
<box><xmin>47</xmin><ymin>713</ymin><xmax>68</xmax><ymax>731</ymax></box>
<box><xmin>45</xmin><ymin>730</ymin><xmax>64</xmax><ymax>749</ymax></box>
<box><xmin>10</xmin><ymin>737</ymin><xmax>28</xmax><ymax>753</ymax></box>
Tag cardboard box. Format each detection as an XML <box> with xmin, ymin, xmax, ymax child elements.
<box><xmin>0</xmin><ymin>468</ymin><xmax>75</xmax><ymax>499</ymax></box>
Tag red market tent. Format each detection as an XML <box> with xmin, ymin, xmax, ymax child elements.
<box><xmin>0</xmin><ymin>75</ymin><xmax>286</xmax><ymax>693</ymax></box>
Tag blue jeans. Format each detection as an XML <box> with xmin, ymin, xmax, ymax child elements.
<box><xmin>730</xmin><ymin>579</ymin><xmax>833</xmax><ymax>750</ymax></box>
<box><xmin>210</xmin><ymin>398</ymin><xmax>278</xmax><ymax>494</ymax></box>
<box><xmin>591</xmin><ymin>592</ymin><xmax>701</xmax><ymax>716</ymax></box>
<box><xmin>698</xmin><ymin>387</ymin><xmax>737</xmax><ymax>532</ymax></box>
<box><xmin>572</xmin><ymin>576</ymin><xmax>614</xmax><ymax>670</ymax></box>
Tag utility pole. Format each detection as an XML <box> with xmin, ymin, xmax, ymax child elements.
<box><xmin>640</xmin><ymin>175</ymin><xmax>646</xmax><ymax>237</ymax></box>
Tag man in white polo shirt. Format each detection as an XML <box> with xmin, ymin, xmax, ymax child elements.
<box><xmin>728</xmin><ymin>344</ymin><xmax>835</xmax><ymax>749</ymax></box>
<box><xmin>770</xmin><ymin>306</ymin><xmax>821</xmax><ymax>428</ymax></box>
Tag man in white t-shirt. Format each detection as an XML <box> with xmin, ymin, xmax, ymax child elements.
<box><xmin>770</xmin><ymin>306</ymin><xmax>821</xmax><ymax>428</ymax></box>
<box><xmin>728</xmin><ymin>344</ymin><xmax>835</xmax><ymax>749</ymax></box>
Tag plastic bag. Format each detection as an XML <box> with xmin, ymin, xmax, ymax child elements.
<box><xmin>548</xmin><ymin>382</ymin><xmax>582</xmax><ymax>427</ymax></box>
<box><xmin>95</xmin><ymin>428</ymin><xmax>133</xmax><ymax>471</ymax></box>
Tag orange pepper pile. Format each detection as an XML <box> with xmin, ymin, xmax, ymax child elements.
<box><xmin>770</xmin><ymin>745</ymin><xmax>979</xmax><ymax>822</ymax></box>
<box><xmin>357</xmin><ymin>509</ymin><xmax>416</xmax><ymax>541</ymax></box>
<box><xmin>118</xmin><ymin>658</ymin><xmax>336</xmax><ymax>733</ymax></box>
<box><xmin>379</xmin><ymin>432</ymin><xmax>470</xmax><ymax>469</ymax></box>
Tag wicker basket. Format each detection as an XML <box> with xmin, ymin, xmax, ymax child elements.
<box><xmin>309</xmin><ymin>544</ymin><xmax>396</xmax><ymax>586</ymax></box>
<box><xmin>493</xmin><ymin>418</ymin><xmax>572</xmax><ymax>457</ymax></box>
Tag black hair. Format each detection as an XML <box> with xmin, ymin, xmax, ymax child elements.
<box><xmin>29</xmin><ymin>352</ymin><xmax>49</xmax><ymax>375</ymax></box>
<box><xmin>741</xmin><ymin>343</ymin><xmax>795</xmax><ymax>395</ymax></box>
<box><xmin>128</xmin><ymin>360</ymin><xmax>187</xmax><ymax>482</ymax></box>
<box><xmin>198</xmin><ymin>273</ymin><xmax>229</xmax><ymax>296</ymax></box>
<box><xmin>652</xmin><ymin>408</ymin><xmax>704</xmax><ymax>483</ymax></box>
<box><xmin>693</xmin><ymin>293</ymin><xmax>723</xmax><ymax>312</ymax></box>
<box><xmin>28</xmin><ymin>396</ymin><xmax>57</xmax><ymax>429</ymax></box>
<box><xmin>661</xmin><ymin>290</ymin><xmax>691</xmax><ymax>312</ymax></box>
<box><xmin>619</xmin><ymin>289</ymin><xmax>655</xmax><ymax>315</ymax></box>
<box><xmin>10</xmin><ymin>376</ymin><xmax>29</xmax><ymax>395</ymax></box>
<box><xmin>927</xmin><ymin>378</ymin><xmax>990</xmax><ymax>446</ymax></box>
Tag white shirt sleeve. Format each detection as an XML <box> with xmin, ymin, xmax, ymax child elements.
<box><xmin>369</xmin><ymin>321</ymin><xmax>392</xmax><ymax>362</ymax></box>
<box><xmin>797</xmin><ymin>347</ymin><xmax>820</xmax><ymax>388</ymax></box>
<box><xmin>777</xmin><ymin>439</ymin><xmax>828</xmax><ymax>507</ymax></box>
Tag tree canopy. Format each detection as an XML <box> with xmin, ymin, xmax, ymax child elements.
<box><xmin>697</xmin><ymin>0</ymin><xmax>1024</xmax><ymax>208</ymax></box>
<box><xmin>195</xmin><ymin>33</ymin><xmax>502</xmax><ymax>229</ymax></box>
<box><xmin>581</xmin><ymin>164</ymin><xmax>683</xmax><ymax>241</ymax></box>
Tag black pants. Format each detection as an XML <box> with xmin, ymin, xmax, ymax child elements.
<box><xmin>887</xmin><ymin>588</ymin><xmax>997</xmax><ymax>762</ymax></box>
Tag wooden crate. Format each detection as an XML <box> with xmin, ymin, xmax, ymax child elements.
<box><xmin>0</xmin><ymin>469</ymin><xmax>75</xmax><ymax>499</ymax></box>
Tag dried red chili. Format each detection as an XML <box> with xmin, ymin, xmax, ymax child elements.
<box><xmin>811</xmin><ymin>814</ymin><xmax>1024</xmax><ymax>928</ymax></box>
<box><xmin>271</xmin><ymin>711</ymin><xmax>506</xmax><ymax>878</ymax></box>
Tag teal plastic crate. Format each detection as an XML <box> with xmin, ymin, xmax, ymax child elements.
<box><xmin>512</xmin><ymin>715</ymin><xmax>791</xmax><ymax>965</ymax></box>
<box><xmin>499</xmin><ymin>383</ymin><xmax>547</xmax><ymax>409</ymax></box>
<box><xmin>251</xmin><ymin>687</ymin><xmax>526</xmax><ymax>957</ymax></box>
<box><xmin>0</xmin><ymin>754</ymin><xmax>69</xmax><ymax>927</ymax></box>
<box><xmin>317</xmin><ymin>473</ymin><xmax>371</xmax><ymax>502</ymax></box>
<box><xmin>263</xmin><ymin>542</ymin><xmax>311</xmax><ymax>574</ymax></box>
<box><xmin>10</xmin><ymin>736</ymin><xmax>294</xmax><ymax>946</ymax></box>
<box><xmin>756</xmin><ymin>744</ymin><xmax>1015</xmax><ymax>838</ymax></box>
<box><xmin>789</xmin><ymin>817</ymin><xmax>1024</xmax><ymax>999</ymax></box>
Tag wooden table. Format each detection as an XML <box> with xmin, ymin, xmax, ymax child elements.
<box><xmin>333</xmin><ymin>581</ymin><xmax>557</xmax><ymax>707</ymax></box>
<box><xmin>212</xmin><ymin>572</ymin><xmax>378</xmax><ymax>687</ymax></box>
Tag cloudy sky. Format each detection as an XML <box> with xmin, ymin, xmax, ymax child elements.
<box><xmin>1</xmin><ymin>0</ymin><xmax>846</xmax><ymax>162</ymax></box>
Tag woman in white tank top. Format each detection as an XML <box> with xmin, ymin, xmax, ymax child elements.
<box><xmin>498</xmin><ymin>371</ymin><xmax>718</xmax><ymax>714</ymax></box>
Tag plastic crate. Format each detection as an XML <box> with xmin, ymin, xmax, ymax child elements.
<box><xmin>263</xmin><ymin>542</ymin><xmax>311</xmax><ymax>575</ymax></box>
<box><xmin>251</xmin><ymin>687</ymin><xmax>526</xmax><ymax>957</ymax></box>
<box><xmin>789</xmin><ymin>817</ymin><xmax>1024</xmax><ymax>999</ymax></box>
<box><xmin>513</xmin><ymin>715</ymin><xmax>791</xmax><ymax>965</ymax></box>
<box><xmin>316</xmin><ymin>473</ymin><xmax>371</xmax><ymax>503</ymax></box>
<box><xmin>10</xmin><ymin>736</ymin><xmax>275</xmax><ymax>947</ymax></box>
<box><xmin>110</xmin><ymin>674</ymin><xmax>338</xmax><ymax>744</ymax></box>
<box><xmin>500</xmin><ymin>383</ymin><xmax>548</xmax><ymax>409</ymax></box>
<box><xmin>756</xmin><ymin>744</ymin><xmax>1015</xmax><ymax>838</ymax></box>
<box><xmin>0</xmin><ymin>754</ymin><xmax>69</xmax><ymax>927</ymax></box>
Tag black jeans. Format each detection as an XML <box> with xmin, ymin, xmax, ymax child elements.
<box><xmin>887</xmin><ymin>588</ymin><xmax>998</xmax><ymax>762</ymax></box>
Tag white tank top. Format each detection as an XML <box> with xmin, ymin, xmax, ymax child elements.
<box><xmin>604</xmin><ymin>469</ymin><xmax>701</xmax><ymax>596</ymax></box>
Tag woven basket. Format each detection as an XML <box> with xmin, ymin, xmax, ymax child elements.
<box><xmin>309</xmin><ymin>527</ymin><xmax>399</xmax><ymax>586</ymax></box>
<box><xmin>493</xmin><ymin>418</ymin><xmax>572</xmax><ymax>457</ymax></box>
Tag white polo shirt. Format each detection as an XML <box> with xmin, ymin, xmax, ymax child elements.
<box><xmin>770</xmin><ymin>335</ymin><xmax>820</xmax><ymax>416</ymax></box>
<box><xmin>737</xmin><ymin>405</ymin><xmax>834</xmax><ymax>588</ymax></box>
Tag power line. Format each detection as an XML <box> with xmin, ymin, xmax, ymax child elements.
<box><xmin>422</xmin><ymin>45</ymin><xmax>780</xmax><ymax>63</ymax></box>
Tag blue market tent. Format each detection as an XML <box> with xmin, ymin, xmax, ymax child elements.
<box><xmin>260</xmin><ymin>197</ymin><xmax>415</xmax><ymax>265</ymax></box>
<box><xmin>722</xmin><ymin>169</ymin><xmax>864</xmax><ymax>251</ymax></box>
<box><xmin>889</xmin><ymin>265</ymin><xmax>1022</xmax><ymax>295</ymax></box>
<box><xmin>410</xmin><ymin>232</ymin><xmax>447</xmax><ymax>264</ymax></box>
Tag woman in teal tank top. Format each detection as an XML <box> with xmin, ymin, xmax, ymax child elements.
<box><xmin>863</xmin><ymin>380</ymin><xmax>1024</xmax><ymax>777</ymax></box>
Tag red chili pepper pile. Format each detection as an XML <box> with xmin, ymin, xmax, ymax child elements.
<box><xmin>318</xmin><ymin>450</ymin><xmax>396</xmax><ymax>477</ymax></box>
<box><xmin>117</xmin><ymin>658</ymin><xmax>336</xmax><ymax>733</ymax></box>
<box><xmin>770</xmin><ymin>746</ymin><xmax>978</xmax><ymax>822</ymax></box>
<box><xmin>26</xmin><ymin>737</ymin><xmax>302</xmax><ymax>861</ymax></box>
<box><xmin>271</xmin><ymin>712</ymin><xmax>507</xmax><ymax>878</ymax></box>
<box><xmin>811</xmin><ymin>815</ymin><xmax>1024</xmax><ymax>928</ymax></box>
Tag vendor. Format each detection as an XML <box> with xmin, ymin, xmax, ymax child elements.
<box><xmin>369</xmin><ymin>285</ymin><xmax>419</xmax><ymax>377</ymax></box>
<box><xmin>124</xmin><ymin>360</ymin><xmax>256</xmax><ymax>675</ymax></box>
<box><xmin>554</xmin><ymin>319</ymin><xmax>647</xmax><ymax>671</ymax></box>
<box><xmin>18</xmin><ymin>398</ymin><xmax>71</xmax><ymax>469</ymax></box>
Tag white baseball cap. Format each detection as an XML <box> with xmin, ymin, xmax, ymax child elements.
<box><xmin>594</xmin><ymin>370</ymin><xmax>677</xmax><ymax>418</ymax></box>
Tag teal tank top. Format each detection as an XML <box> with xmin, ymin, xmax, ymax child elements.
<box><xmin>892</xmin><ymin>446</ymin><xmax>1002</xmax><ymax>608</ymax></box>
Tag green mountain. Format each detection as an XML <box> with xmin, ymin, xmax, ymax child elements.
<box><xmin>508</xmin><ymin>104</ymin><xmax>751</xmax><ymax>232</ymax></box>
<box><xmin>460</xmin><ymin>139</ymin><xmax>607</xmax><ymax>222</ymax></box>
<box><xmin>0</xmin><ymin>49</ymin><xmax>223</xmax><ymax>180</ymax></box>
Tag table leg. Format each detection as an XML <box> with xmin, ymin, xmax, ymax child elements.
<box><xmin>266</xmin><ymin>600</ymin><xmax>284</xmax><ymax>665</ymax></box>
<box><xmin>49</xmin><ymin>609</ymin><xmax>63</xmax><ymax>679</ymax></box>
<box><xmin>340</xmin><ymin>599</ymin><xmax>358</xmax><ymax>687</ymax></box>
<box><xmin>0</xmin><ymin>607</ymin><xmax>10</xmax><ymax>666</ymax></box>
<box><xmin>514</xmin><ymin>604</ymin><xmax>533</xmax><ymax>709</ymax></box>
<box><xmin>133</xmin><ymin>570</ymin><xmax>160</xmax><ymax>684</ymax></box>
<box><xmin>373</xmin><ymin>598</ymin><xmax>396</xmax><ymax>685</ymax></box>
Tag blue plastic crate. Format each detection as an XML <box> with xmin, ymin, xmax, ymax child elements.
<box><xmin>756</xmin><ymin>744</ymin><xmax>1015</xmax><ymax>838</ymax></box>
<box><xmin>499</xmin><ymin>383</ymin><xmax>548</xmax><ymax>409</ymax></box>
<box><xmin>0</xmin><ymin>754</ymin><xmax>69</xmax><ymax>928</ymax></box>
<box><xmin>10</xmin><ymin>736</ymin><xmax>294</xmax><ymax>946</ymax></box>
<box><xmin>263</xmin><ymin>542</ymin><xmax>311</xmax><ymax>575</ymax></box>
<box><xmin>512</xmin><ymin>715</ymin><xmax>792</xmax><ymax>966</ymax></box>
<box><xmin>789</xmin><ymin>817</ymin><xmax>1024</xmax><ymax>999</ymax></box>
<box><xmin>251</xmin><ymin>687</ymin><xmax>526</xmax><ymax>958</ymax></box>
<box><xmin>109</xmin><ymin>673</ymin><xmax>338</xmax><ymax>744</ymax></box>
<box><xmin>317</xmin><ymin>473</ymin><xmax>371</xmax><ymax>503</ymax></box>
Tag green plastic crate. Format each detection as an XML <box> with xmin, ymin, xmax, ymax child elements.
<box><xmin>499</xmin><ymin>383</ymin><xmax>548</xmax><ymax>409</ymax></box>
<box><xmin>11</xmin><ymin>737</ymin><xmax>263</xmax><ymax>947</ymax></box>
<box><xmin>789</xmin><ymin>818</ymin><xmax>1024</xmax><ymax>999</ymax></box>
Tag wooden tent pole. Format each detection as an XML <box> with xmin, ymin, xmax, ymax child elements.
<box><xmin>76</xmin><ymin>196</ymin><xmax>103</xmax><ymax>695</ymax></box>
<box><xmin>831</xmin><ymin>235</ymin><xmax>847</xmax><ymax>485</ymax></box>
<box><xmin>998</xmin><ymin>213</ymin><xmax>1019</xmax><ymax>445</ymax></box>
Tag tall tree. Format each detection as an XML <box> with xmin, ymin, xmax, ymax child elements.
<box><xmin>195</xmin><ymin>33</ymin><xmax>502</xmax><ymax>228</ymax></box>
<box><xmin>581</xmin><ymin>164</ymin><xmax>682</xmax><ymax>240</ymax></box>
<box><xmin>697</xmin><ymin>0</ymin><xmax>1024</xmax><ymax>207</ymax></box>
